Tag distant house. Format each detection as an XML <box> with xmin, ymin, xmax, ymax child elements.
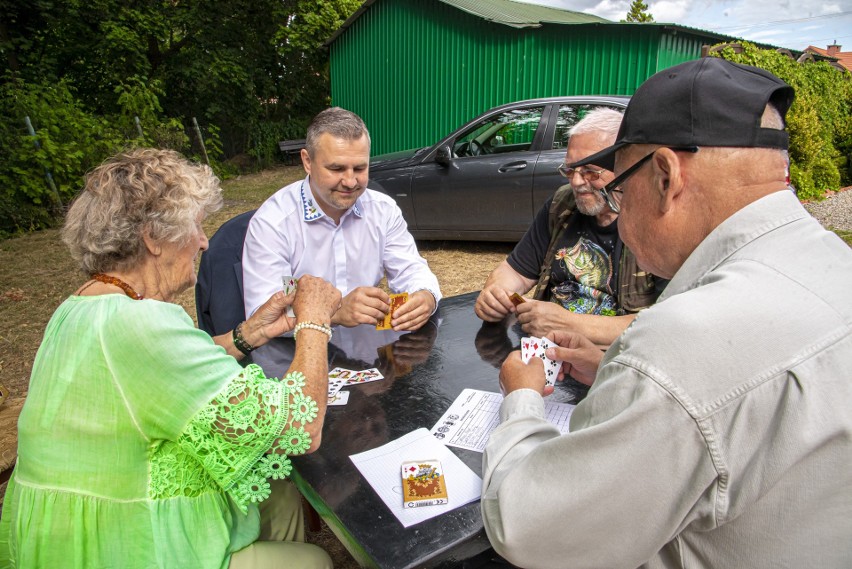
<box><xmin>805</xmin><ymin>42</ymin><xmax>852</xmax><ymax>73</ymax></box>
<box><xmin>325</xmin><ymin>0</ymin><xmax>782</xmax><ymax>155</ymax></box>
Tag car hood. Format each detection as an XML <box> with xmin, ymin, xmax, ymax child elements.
<box><xmin>370</xmin><ymin>147</ymin><xmax>430</xmax><ymax>171</ymax></box>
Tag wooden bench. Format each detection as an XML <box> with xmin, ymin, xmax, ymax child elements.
<box><xmin>278</xmin><ymin>139</ymin><xmax>306</xmax><ymax>164</ymax></box>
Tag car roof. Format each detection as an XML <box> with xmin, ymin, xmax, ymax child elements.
<box><xmin>484</xmin><ymin>95</ymin><xmax>630</xmax><ymax>112</ymax></box>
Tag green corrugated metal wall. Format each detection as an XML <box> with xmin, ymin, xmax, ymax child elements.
<box><xmin>330</xmin><ymin>0</ymin><xmax>706</xmax><ymax>155</ymax></box>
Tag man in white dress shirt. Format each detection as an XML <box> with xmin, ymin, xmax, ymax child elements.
<box><xmin>242</xmin><ymin>107</ymin><xmax>441</xmax><ymax>331</ymax></box>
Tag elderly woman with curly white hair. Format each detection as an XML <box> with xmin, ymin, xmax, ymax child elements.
<box><xmin>0</xmin><ymin>148</ymin><xmax>341</xmax><ymax>569</ymax></box>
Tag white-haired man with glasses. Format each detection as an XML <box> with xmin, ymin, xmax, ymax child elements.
<box><xmin>482</xmin><ymin>58</ymin><xmax>852</xmax><ymax>568</ymax></box>
<box><xmin>475</xmin><ymin>107</ymin><xmax>666</xmax><ymax>347</ymax></box>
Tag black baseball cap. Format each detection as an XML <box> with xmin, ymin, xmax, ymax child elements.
<box><xmin>572</xmin><ymin>57</ymin><xmax>795</xmax><ymax>171</ymax></box>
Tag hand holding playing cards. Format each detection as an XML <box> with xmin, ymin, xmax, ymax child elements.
<box><xmin>332</xmin><ymin>286</ymin><xmax>390</xmax><ymax>327</ymax></box>
<box><xmin>499</xmin><ymin>351</ymin><xmax>553</xmax><ymax>396</ymax></box>
<box><xmin>241</xmin><ymin>275</ymin><xmax>339</xmax><ymax>346</ymax></box>
<box><xmin>391</xmin><ymin>290</ymin><xmax>435</xmax><ymax>331</ymax></box>
<box><xmin>475</xmin><ymin>284</ymin><xmax>518</xmax><ymax>322</ymax></box>
<box><xmin>291</xmin><ymin>275</ymin><xmax>341</xmax><ymax>325</ymax></box>
<box><xmin>545</xmin><ymin>330</ymin><xmax>604</xmax><ymax>386</ymax></box>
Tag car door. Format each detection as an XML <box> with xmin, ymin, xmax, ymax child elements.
<box><xmin>409</xmin><ymin>104</ymin><xmax>548</xmax><ymax>236</ymax></box>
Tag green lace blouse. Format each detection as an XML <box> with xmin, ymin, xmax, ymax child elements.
<box><xmin>0</xmin><ymin>295</ymin><xmax>317</xmax><ymax>568</ymax></box>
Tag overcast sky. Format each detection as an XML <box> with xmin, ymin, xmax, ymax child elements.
<box><xmin>516</xmin><ymin>0</ymin><xmax>852</xmax><ymax>51</ymax></box>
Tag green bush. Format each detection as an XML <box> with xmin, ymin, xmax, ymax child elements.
<box><xmin>0</xmin><ymin>76</ymin><xmax>126</xmax><ymax>236</ymax></box>
<box><xmin>711</xmin><ymin>43</ymin><xmax>852</xmax><ymax>200</ymax></box>
<box><xmin>0</xmin><ymin>76</ymin><xmax>236</xmax><ymax>236</ymax></box>
<box><xmin>247</xmin><ymin>118</ymin><xmax>310</xmax><ymax>171</ymax></box>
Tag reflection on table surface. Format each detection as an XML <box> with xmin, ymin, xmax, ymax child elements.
<box><xmin>248</xmin><ymin>291</ymin><xmax>588</xmax><ymax>569</ymax></box>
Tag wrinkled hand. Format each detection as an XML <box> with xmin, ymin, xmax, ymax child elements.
<box><xmin>244</xmin><ymin>290</ymin><xmax>294</xmax><ymax>344</ymax></box>
<box><xmin>332</xmin><ymin>286</ymin><xmax>390</xmax><ymax>328</ymax></box>
<box><xmin>499</xmin><ymin>351</ymin><xmax>553</xmax><ymax>396</ymax></box>
<box><xmin>545</xmin><ymin>330</ymin><xmax>603</xmax><ymax>386</ymax></box>
<box><xmin>516</xmin><ymin>299</ymin><xmax>571</xmax><ymax>337</ymax></box>
<box><xmin>474</xmin><ymin>284</ymin><xmax>516</xmax><ymax>322</ymax></box>
<box><xmin>392</xmin><ymin>290</ymin><xmax>435</xmax><ymax>331</ymax></box>
<box><xmin>243</xmin><ymin>275</ymin><xmax>340</xmax><ymax>346</ymax></box>
<box><xmin>292</xmin><ymin>275</ymin><xmax>341</xmax><ymax>325</ymax></box>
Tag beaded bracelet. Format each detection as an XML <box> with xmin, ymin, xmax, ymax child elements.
<box><xmin>293</xmin><ymin>321</ymin><xmax>333</xmax><ymax>342</ymax></box>
<box><xmin>233</xmin><ymin>321</ymin><xmax>256</xmax><ymax>356</ymax></box>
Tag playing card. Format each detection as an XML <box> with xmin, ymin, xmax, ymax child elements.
<box><xmin>521</xmin><ymin>336</ymin><xmax>543</xmax><ymax>364</ymax></box>
<box><xmin>281</xmin><ymin>276</ymin><xmax>298</xmax><ymax>295</ymax></box>
<box><xmin>509</xmin><ymin>292</ymin><xmax>526</xmax><ymax>306</ymax></box>
<box><xmin>328</xmin><ymin>390</ymin><xmax>350</xmax><ymax>406</ymax></box>
<box><xmin>327</xmin><ymin>376</ymin><xmax>347</xmax><ymax>397</ymax></box>
<box><xmin>345</xmin><ymin>367</ymin><xmax>384</xmax><ymax>385</ymax></box>
<box><xmin>282</xmin><ymin>275</ymin><xmax>297</xmax><ymax>317</ymax></box>
<box><xmin>376</xmin><ymin>292</ymin><xmax>409</xmax><ymax>330</ymax></box>
<box><xmin>328</xmin><ymin>367</ymin><xmax>356</xmax><ymax>381</ymax></box>
<box><xmin>401</xmin><ymin>459</ymin><xmax>449</xmax><ymax>508</ymax></box>
<box><xmin>521</xmin><ymin>336</ymin><xmax>561</xmax><ymax>387</ymax></box>
<box><xmin>539</xmin><ymin>337</ymin><xmax>561</xmax><ymax>387</ymax></box>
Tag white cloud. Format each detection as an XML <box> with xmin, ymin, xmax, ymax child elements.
<box><xmin>513</xmin><ymin>0</ymin><xmax>852</xmax><ymax>50</ymax></box>
<box><xmin>648</xmin><ymin>0</ymin><xmax>690</xmax><ymax>22</ymax></box>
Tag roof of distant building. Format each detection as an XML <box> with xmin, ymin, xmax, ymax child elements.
<box><xmin>805</xmin><ymin>44</ymin><xmax>852</xmax><ymax>72</ymax></box>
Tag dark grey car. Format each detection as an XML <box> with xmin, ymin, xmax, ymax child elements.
<box><xmin>368</xmin><ymin>96</ymin><xmax>629</xmax><ymax>241</ymax></box>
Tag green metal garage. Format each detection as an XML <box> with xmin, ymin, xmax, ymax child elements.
<box><xmin>326</xmin><ymin>0</ymin><xmax>761</xmax><ymax>155</ymax></box>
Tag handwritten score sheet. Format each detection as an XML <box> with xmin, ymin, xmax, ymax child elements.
<box><xmin>430</xmin><ymin>389</ymin><xmax>576</xmax><ymax>453</ymax></box>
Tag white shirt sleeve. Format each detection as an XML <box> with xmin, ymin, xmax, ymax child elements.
<box><xmin>242</xmin><ymin>205</ymin><xmax>293</xmax><ymax>319</ymax></box>
<box><xmin>481</xmin><ymin>368</ymin><xmax>718</xmax><ymax>569</ymax></box>
<box><xmin>381</xmin><ymin>203</ymin><xmax>442</xmax><ymax>310</ymax></box>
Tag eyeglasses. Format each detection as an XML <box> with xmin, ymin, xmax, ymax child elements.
<box><xmin>599</xmin><ymin>146</ymin><xmax>699</xmax><ymax>213</ymax></box>
<box><xmin>557</xmin><ymin>164</ymin><xmax>606</xmax><ymax>181</ymax></box>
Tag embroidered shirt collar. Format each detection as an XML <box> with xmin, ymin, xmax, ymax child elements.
<box><xmin>300</xmin><ymin>177</ymin><xmax>364</xmax><ymax>222</ymax></box>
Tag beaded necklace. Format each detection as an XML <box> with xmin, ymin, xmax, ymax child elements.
<box><xmin>89</xmin><ymin>273</ymin><xmax>144</xmax><ymax>300</ymax></box>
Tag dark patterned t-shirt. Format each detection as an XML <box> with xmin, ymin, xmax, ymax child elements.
<box><xmin>508</xmin><ymin>197</ymin><xmax>620</xmax><ymax>315</ymax></box>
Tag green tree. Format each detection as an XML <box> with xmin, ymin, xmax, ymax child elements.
<box><xmin>274</xmin><ymin>0</ymin><xmax>361</xmax><ymax>120</ymax></box>
<box><xmin>623</xmin><ymin>0</ymin><xmax>655</xmax><ymax>22</ymax></box>
<box><xmin>712</xmin><ymin>42</ymin><xmax>852</xmax><ymax>200</ymax></box>
<box><xmin>0</xmin><ymin>76</ymin><xmax>125</xmax><ymax>234</ymax></box>
<box><xmin>0</xmin><ymin>0</ymin><xmax>349</xmax><ymax>229</ymax></box>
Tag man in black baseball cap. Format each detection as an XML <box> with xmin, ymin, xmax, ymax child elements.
<box><xmin>572</xmin><ymin>56</ymin><xmax>794</xmax><ymax>173</ymax></box>
<box><xmin>481</xmin><ymin>57</ymin><xmax>852</xmax><ymax>568</ymax></box>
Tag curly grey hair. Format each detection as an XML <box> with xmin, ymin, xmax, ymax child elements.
<box><xmin>61</xmin><ymin>148</ymin><xmax>223</xmax><ymax>274</ymax></box>
<box><xmin>305</xmin><ymin>107</ymin><xmax>371</xmax><ymax>157</ymax></box>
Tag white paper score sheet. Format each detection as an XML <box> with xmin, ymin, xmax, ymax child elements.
<box><xmin>349</xmin><ymin>428</ymin><xmax>482</xmax><ymax>528</ymax></box>
<box><xmin>430</xmin><ymin>389</ymin><xmax>576</xmax><ymax>453</ymax></box>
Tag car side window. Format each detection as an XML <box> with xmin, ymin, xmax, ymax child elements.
<box><xmin>453</xmin><ymin>107</ymin><xmax>544</xmax><ymax>157</ymax></box>
<box><xmin>552</xmin><ymin>104</ymin><xmax>618</xmax><ymax>149</ymax></box>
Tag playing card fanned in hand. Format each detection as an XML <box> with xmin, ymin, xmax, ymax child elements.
<box><xmin>282</xmin><ymin>275</ymin><xmax>297</xmax><ymax>317</ymax></box>
<box><xmin>376</xmin><ymin>292</ymin><xmax>408</xmax><ymax>330</ymax></box>
<box><xmin>521</xmin><ymin>335</ymin><xmax>562</xmax><ymax>387</ymax></box>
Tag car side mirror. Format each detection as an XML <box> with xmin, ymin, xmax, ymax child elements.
<box><xmin>435</xmin><ymin>145</ymin><xmax>453</xmax><ymax>167</ymax></box>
